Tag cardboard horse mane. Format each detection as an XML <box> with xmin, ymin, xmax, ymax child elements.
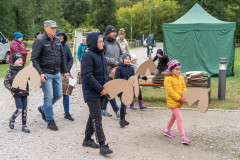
<box><xmin>103</xmin><ymin>75</ymin><xmax>139</xmax><ymax>105</ymax></box>
<box><xmin>12</xmin><ymin>62</ymin><xmax>41</xmax><ymax>90</ymax></box>
<box><xmin>136</xmin><ymin>57</ymin><xmax>156</xmax><ymax>76</ymax></box>
<box><xmin>183</xmin><ymin>88</ymin><xmax>210</xmax><ymax>113</ymax></box>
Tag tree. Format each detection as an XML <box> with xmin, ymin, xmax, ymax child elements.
<box><xmin>91</xmin><ymin>0</ymin><xmax>118</xmax><ymax>32</ymax></box>
<box><xmin>117</xmin><ymin>0</ymin><xmax>180</xmax><ymax>41</ymax></box>
<box><xmin>62</xmin><ymin>0</ymin><xmax>90</xmax><ymax>28</ymax></box>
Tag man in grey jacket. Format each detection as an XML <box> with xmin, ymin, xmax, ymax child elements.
<box><xmin>102</xmin><ymin>25</ymin><xmax>122</xmax><ymax>117</ymax></box>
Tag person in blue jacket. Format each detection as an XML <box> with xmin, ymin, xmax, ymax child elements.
<box><xmin>115</xmin><ymin>52</ymin><xmax>135</xmax><ymax>128</ymax></box>
<box><xmin>146</xmin><ymin>35</ymin><xmax>155</xmax><ymax>57</ymax></box>
<box><xmin>77</xmin><ymin>37</ymin><xmax>87</xmax><ymax>62</ymax></box>
<box><xmin>56</xmin><ymin>29</ymin><xmax>74</xmax><ymax>121</ymax></box>
<box><xmin>81</xmin><ymin>32</ymin><xmax>113</xmax><ymax>155</ymax></box>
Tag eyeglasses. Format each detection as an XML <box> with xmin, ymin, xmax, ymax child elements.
<box><xmin>98</xmin><ymin>41</ymin><xmax>104</xmax><ymax>45</ymax></box>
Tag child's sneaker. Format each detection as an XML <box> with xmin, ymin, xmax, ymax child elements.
<box><xmin>116</xmin><ymin>110</ymin><xmax>120</xmax><ymax>118</ymax></box>
<box><xmin>181</xmin><ymin>136</ymin><xmax>191</xmax><ymax>144</ymax></box>
<box><xmin>124</xmin><ymin>120</ymin><xmax>129</xmax><ymax>125</ymax></box>
<box><xmin>22</xmin><ymin>126</ymin><xmax>30</xmax><ymax>133</ymax></box>
<box><xmin>100</xmin><ymin>144</ymin><xmax>113</xmax><ymax>155</ymax></box>
<box><xmin>119</xmin><ymin>120</ymin><xmax>125</xmax><ymax>128</ymax></box>
<box><xmin>9</xmin><ymin>118</ymin><xmax>15</xmax><ymax>129</ymax></box>
<box><xmin>102</xmin><ymin>110</ymin><xmax>112</xmax><ymax>117</ymax></box>
<box><xmin>163</xmin><ymin>129</ymin><xmax>175</xmax><ymax>138</ymax></box>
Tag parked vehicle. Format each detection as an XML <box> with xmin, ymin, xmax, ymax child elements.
<box><xmin>0</xmin><ymin>32</ymin><xmax>10</xmax><ymax>63</ymax></box>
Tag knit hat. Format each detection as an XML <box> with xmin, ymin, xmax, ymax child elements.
<box><xmin>166</xmin><ymin>59</ymin><xmax>181</xmax><ymax>72</ymax></box>
<box><xmin>14</xmin><ymin>32</ymin><xmax>23</xmax><ymax>39</ymax></box>
<box><xmin>130</xmin><ymin>53</ymin><xmax>137</xmax><ymax>61</ymax></box>
<box><xmin>157</xmin><ymin>49</ymin><xmax>164</xmax><ymax>56</ymax></box>
<box><xmin>12</xmin><ymin>53</ymin><xmax>23</xmax><ymax>64</ymax></box>
<box><xmin>122</xmin><ymin>52</ymin><xmax>131</xmax><ymax>61</ymax></box>
<box><xmin>105</xmin><ymin>25</ymin><xmax>116</xmax><ymax>35</ymax></box>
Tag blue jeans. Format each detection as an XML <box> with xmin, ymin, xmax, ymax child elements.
<box><xmin>63</xmin><ymin>94</ymin><xmax>69</xmax><ymax>115</ymax></box>
<box><xmin>102</xmin><ymin>95</ymin><xmax>119</xmax><ymax>113</ymax></box>
<box><xmin>41</xmin><ymin>72</ymin><xmax>62</xmax><ymax>123</ymax></box>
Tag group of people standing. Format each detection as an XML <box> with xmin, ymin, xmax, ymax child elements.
<box><xmin>4</xmin><ymin>20</ymin><xmax>191</xmax><ymax>156</ymax></box>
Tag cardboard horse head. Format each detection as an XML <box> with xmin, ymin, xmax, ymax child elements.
<box><xmin>103</xmin><ymin>75</ymin><xmax>139</xmax><ymax>105</ymax></box>
<box><xmin>183</xmin><ymin>88</ymin><xmax>210</xmax><ymax>113</ymax></box>
<box><xmin>136</xmin><ymin>57</ymin><xmax>156</xmax><ymax>76</ymax></box>
<box><xmin>12</xmin><ymin>62</ymin><xmax>41</xmax><ymax>90</ymax></box>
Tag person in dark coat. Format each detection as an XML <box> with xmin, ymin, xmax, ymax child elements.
<box><xmin>146</xmin><ymin>35</ymin><xmax>155</xmax><ymax>57</ymax></box>
<box><xmin>4</xmin><ymin>53</ymin><xmax>30</xmax><ymax>133</ymax></box>
<box><xmin>56</xmin><ymin>29</ymin><xmax>74</xmax><ymax>121</ymax></box>
<box><xmin>31</xmin><ymin>20</ymin><xmax>69</xmax><ymax>131</ymax></box>
<box><xmin>153</xmin><ymin>49</ymin><xmax>169</xmax><ymax>74</ymax></box>
<box><xmin>81</xmin><ymin>32</ymin><xmax>113</xmax><ymax>155</ymax></box>
<box><xmin>115</xmin><ymin>52</ymin><xmax>135</xmax><ymax>128</ymax></box>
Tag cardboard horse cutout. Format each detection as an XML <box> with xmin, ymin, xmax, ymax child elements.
<box><xmin>12</xmin><ymin>62</ymin><xmax>41</xmax><ymax>90</ymax></box>
<box><xmin>136</xmin><ymin>57</ymin><xmax>156</xmax><ymax>76</ymax></box>
<box><xmin>183</xmin><ymin>88</ymin><xmax>210</xmax><ymax>113</ymax></box>
<box><xmin>104</xmin><ymin>75</ymin><xmax>139</xmax><ymax>105</ymax></box>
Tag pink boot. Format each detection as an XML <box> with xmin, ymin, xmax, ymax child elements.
<box><xmin>130</xmin><ymin>101</ymin><xmax>137</xmax><ymax>110</ymax></box>
<box><xmin>139</xmin><ymin>100</ymin><xmax>147</xmax><ymax>110</ymax></box>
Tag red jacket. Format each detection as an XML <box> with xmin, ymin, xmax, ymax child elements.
<box><xmin>9</xmin><ymin>39</ymin><xmax>30</xmax><ymax>64</ymax></box>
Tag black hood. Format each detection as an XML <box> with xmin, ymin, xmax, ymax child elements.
<box><xmin>56</xmin><ymin>29</ymin><xmax>68</xmax><ymax>45</ymax></box>
<box><xmin>87</xmin><ymin>32</ymin><xmax>103</xmax><ymax>54</ymax></box>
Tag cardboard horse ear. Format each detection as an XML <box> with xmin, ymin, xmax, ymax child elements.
<box><xmin>128</xmin><ymin>74</ymin><xmax>139</xmax><ymax>97</ymax></box>
<box><xmin>12</xmin><ymin>62</ymin><xmax>41</xmax><ymax>90</ymax></box>
<box><xmin>183</xmin><ymin>88</ymin><xmax>210</xmax><ymax>113</ymax></box>
<box><xmin>103</xmin><ymin>75</ymin><xmax>139</xmax><ymax>105</ymax></box>
<box><xmin>136</xmin><ymin>57</ymin><xmax>156</xmax><ymax>76</ymax></box>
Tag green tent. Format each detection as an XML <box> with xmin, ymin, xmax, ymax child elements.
<box><xmin>162</xmin><ymin>3</ymin><xmax>236</xmax><ymax>76</ymax></box>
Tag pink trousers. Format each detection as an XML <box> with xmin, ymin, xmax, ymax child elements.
<box><xmin>166</xmin><ymin>107</ymin><xmax>185</xmax><ymax>137</ymax></box>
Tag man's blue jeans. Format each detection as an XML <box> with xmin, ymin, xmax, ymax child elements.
<box><xmin>41</xmin><ymin>72</ymin><xmax>62</xmax><ymax>123</ymax></box>
<box><xmin>63</xmin><ymin>94</ymin><xmax>69</xmax><ymax>115</ymax></box>
<box><xmin>102</xmin><ymin>95</ymin><xmax>119</xmax><ymax>113</ymax></box>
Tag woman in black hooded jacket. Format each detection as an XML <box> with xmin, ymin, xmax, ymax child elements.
<box><xmin>81</xmin><ymin>32</ymin><xmax>113</xmax><ymax>155</ymax></box>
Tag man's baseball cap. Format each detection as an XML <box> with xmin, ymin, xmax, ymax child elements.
<box><xmin>44</xmin><ymin>20</ymin><xmax>58</xmax><ymax>28</ymax></box>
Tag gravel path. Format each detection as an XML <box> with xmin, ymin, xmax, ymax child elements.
<box><xmin>0</xmin><ymin>46</ymin><xmax>239</xmax><ymax>160</ymax></box>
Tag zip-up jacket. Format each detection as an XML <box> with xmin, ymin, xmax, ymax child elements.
<box><xmin>31</xmin><ymin>32</ymin><xmax>68</xmax><ymax>75</ymax></box>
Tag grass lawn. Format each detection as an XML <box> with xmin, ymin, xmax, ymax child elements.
<box><xmin>139</xmin><ymin>48</ymin><xmax>240</xmax><ymax>110</ymax></box>
<box><xmin>1</xmin><ymin>47</ymin><xmax>239</xmax><ymax>110</ymax></box>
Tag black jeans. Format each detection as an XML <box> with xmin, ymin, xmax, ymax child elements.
<box><xmin>85</xmin><ymin>96</ymin><xmax>106</xmax><ymax>143</ymax></box>
<box><xmin>119</xmin><ymin>94</ymin><xmax>126</xmax><ymax>121</ymax></box>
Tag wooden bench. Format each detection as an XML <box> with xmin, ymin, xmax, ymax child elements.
<box><xmin>139</xmin><ymin>75</ymin><xmax>211</xmax><ymax>103</ymax></box>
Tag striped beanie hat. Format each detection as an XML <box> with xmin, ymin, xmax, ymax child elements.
<box><xmin>166</xmin><ymin>59</ymin><xmax>181</xmax><ymax>72</ymax></box>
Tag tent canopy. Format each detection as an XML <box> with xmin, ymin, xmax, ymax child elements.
<box><xmin>162</xmin><ymin>3</ymin><xmax>236</xmax><ymax>76</ymax></box>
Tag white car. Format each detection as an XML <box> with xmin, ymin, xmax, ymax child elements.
<box><xmin>0</xmin><ymin>32</ymin><xmax>10</xmax><ymax>63</ymax></box>
<box><xmin>143</xmin><ymin>38</ymin><xmax>156</xmax><ymax>47</ymax></box>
